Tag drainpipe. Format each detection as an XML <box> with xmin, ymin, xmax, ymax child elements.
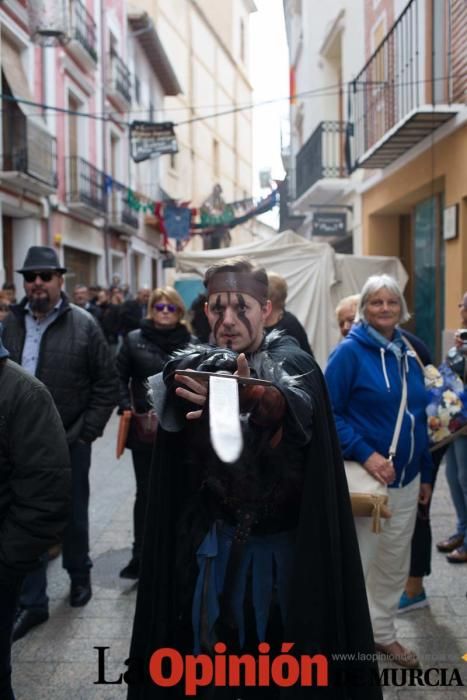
<box><xmin>100</xmin><ymin>0</ymin><xmax>111</xmax><ymax>286</ymax></box>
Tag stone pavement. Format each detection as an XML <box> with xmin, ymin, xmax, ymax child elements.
<box><xmin>11</xmin><ymin>413</ymin><xmax>467</xmax><ymax>699</ymax></box>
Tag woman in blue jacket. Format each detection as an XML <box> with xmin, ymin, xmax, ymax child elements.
<box><xmin>325</xmin><ymin>274</ymin><xmax>432</xmax><ymax>670</ymax></box>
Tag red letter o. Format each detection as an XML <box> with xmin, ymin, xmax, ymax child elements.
<box><xmin>149</xmin><ymin>648</ymin><xmax>184</xmax><ymax>687</ymax></box>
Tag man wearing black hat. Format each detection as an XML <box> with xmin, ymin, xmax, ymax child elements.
<box><xmin>2</xmin><ymin>246</ymin><xmax>118</xmax><ymax>641</ymax></box>
<box><xmin>0</xmin><ymin>324</ymin><xmax>70</xmax><ymax>700</ymax></box>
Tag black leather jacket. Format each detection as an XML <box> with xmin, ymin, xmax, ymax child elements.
<box><xmin>117</xmin><ymin>320</ymin><xmax>192</xmax><ymax>414</ymax></box>
<box><xmin>2</xmin><ymin>294</ymin><xmax>119</xmax><ymax>444</ymax></box>
<box><xmin>0</xmin><ymin>359</ymin><xmax>70</xmax><ymax>584</ymax></box>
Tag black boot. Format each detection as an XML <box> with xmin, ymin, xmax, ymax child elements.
<box><xmin>119</xmin><ymin>557</ymin><xmax>140</xmax><ymax>579</ymax></box>
<box><xmin>12</xmin><ymin>608</ymin><xmax>49</xmax><ymax>642</ymax></box>
<box><xmin>70</xmin><ymin>578</ymin><xmax>92</xmax><ymax>607</ymax></box>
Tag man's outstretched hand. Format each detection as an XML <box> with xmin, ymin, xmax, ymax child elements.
<box><xmin>174</xmin><ymin>353</ymin><xmax>285</xmax><ymax>433</ymax></box>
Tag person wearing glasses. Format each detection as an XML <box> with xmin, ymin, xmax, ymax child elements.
<box><xmin>2</xmin><ymin>246</ymin><xmax>118</xmax><ymax>640</ymax></box>
<box><xmin>116</xmin><ymin>286</ymin><xmax>192</xmax><ymax>579</ymax></box>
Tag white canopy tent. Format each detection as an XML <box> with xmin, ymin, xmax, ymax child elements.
<box><xmin>176</xmin><ymin>231</ymin><xmax>408</xmax><ymax>367</ymax></box>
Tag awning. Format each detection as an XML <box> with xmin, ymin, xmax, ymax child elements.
<box><xmin>1</xmin><ymin>35</ymin><xmax>49</xmax><ymax>132</ymax></box>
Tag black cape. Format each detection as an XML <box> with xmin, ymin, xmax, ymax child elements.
<box><xmin>127</xmin><ymin>334</ymin><xmax>382</xmax><ymax>699</ymax></box>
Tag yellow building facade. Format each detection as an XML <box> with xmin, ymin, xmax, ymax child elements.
<box><xmin>349</xmin><ymin>0</ymin><xmax>467</xmax><ymax>360</ymax></box>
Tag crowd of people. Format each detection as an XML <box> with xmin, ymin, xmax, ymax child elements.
<box><xmin>0</xmin><ymin>244</ymin><xmax>466</xmax><ymax>700</ymax></box>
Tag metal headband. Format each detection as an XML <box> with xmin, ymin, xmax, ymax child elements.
<box><xmin>206</xmin><ymin>272</ymin><xmax>268</xmax><ymax>304</ymax></box>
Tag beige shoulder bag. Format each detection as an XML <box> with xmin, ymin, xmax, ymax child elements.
<box><xmin>344</xmin><ymin>366</ymin><xmax>407</xmax><ymax>533</ymax></box>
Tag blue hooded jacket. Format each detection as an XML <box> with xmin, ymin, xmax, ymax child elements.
<box><xmin>325</xmin><ymin>322</ymin><xmax>432</xmax><ymax>487</ymax></box>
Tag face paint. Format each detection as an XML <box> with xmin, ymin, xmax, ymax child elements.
<box><xmin>212</xmin><ymin>294</ymin><xmax>225</xmax><ymax>340</ymax></box>
<box><xmin>206</xmin><ymin>291</ymin><xmax>267</xmax><ymax>353</ymax></box>
<box><xmin>236</xmin><ymin>293</ymin><xmax>253</xmax><ymax>339</ymax></box>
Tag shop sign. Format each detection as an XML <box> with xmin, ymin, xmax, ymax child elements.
<box><xmin>312</xmin><ymin>212</ymin><xmax>347</xmax><ymax>237</ymax></box>
<box><xmin>130</xmin><ymin>121</ymin><xmax>178</xmax><ymax>162</ymax></box>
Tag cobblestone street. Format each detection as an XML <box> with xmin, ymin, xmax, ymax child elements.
<box><xmin>11</xmin><ymin>413</ymin><xmax>467</xmax><ymax>699</ymax></box>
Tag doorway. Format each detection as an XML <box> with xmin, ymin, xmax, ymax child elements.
<box><xmin>412</xmin><ymin>195</ymin><xmax>445</xmax><ymax>362</ymax></box>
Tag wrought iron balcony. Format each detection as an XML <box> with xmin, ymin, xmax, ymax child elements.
<box><xmin>66</xmin><ymin>156</ymin><xmax>107</xmax><ymax>216</ymax></box>
<box><xmin>1</xmin><ymin>106</ymin><xmax>57</xmax><ymax>195</ymax></box>
<box><xmin>347</xmin><ymin>0</ymin><xmax>464</xmax><ymax>170</ymax></box>
<box><xmin>295</xmin><ymin>121</ymin><xmax>348</xmax><ymax>202</ymax></box>
<box><xmin>108</xmin><ymin>188</ymin><xmax>139</xmax><ymax>234</ymax></box>
<box><xmin>107</xmin><ymin>52</ymin><xmax>132</xmax><ymax>109</ymax></box>
<box><xmin>68</xmin><ymin>0</ymin><xmax>98</xmax><ymax>69</ymax></box>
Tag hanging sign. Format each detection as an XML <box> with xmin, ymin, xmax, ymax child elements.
<box><xmin>312</xmin><ymin>212</ymin><xmax>347</xmax><ymax>237</ymax></box>
<box><xmin>130</xmin><ymin>121</ymin><xmax>178</xmax><ymax>162</ymax></box>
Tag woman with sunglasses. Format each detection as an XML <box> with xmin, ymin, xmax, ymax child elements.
<box><xmin>116</xmin><ymin>286</ymin><xmax>192</xmax><ymax>579</ymax></box>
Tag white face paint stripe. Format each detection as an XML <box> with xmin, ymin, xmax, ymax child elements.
<box><xmin>209</xmin><ymin>375</ymin><xmax>243</xmax><ymax>464</ymax></box>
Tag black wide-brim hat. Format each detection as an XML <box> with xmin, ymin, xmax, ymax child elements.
<box><xmin>17</xmin><ymin>246</ymin><xmax>67</xmax><ymax>274</ymax></box>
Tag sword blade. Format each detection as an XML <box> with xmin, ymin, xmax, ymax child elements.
<box><xmin>209</xmin><ymin>375</ymin><xmax>243</xmax><ymax>463</ymax></box>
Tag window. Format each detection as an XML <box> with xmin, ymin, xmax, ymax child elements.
<box><xmin>109</xmin><ymin>30</ymin><xmax>117</xmax><ymax>57</ymax></box>
<box><xmin>110</xmin><ymin>133</ymin><xmax>120</xmax><ymax>180</ymax></box>
<box><xmin>212</xmin><ymin>139</ymin><xmax>219</xmax><ymax>178</ymax></box>
<box><xmin>239</xmin><ymin>19</ymin><xmax>245</xmax><ymax>63</ymax></box>
<box><xmin>372</xmin><ymin>18</ymin><xmax>386</xmax><ymax>83</ymax></box>
<box><xmin>134</xmin><ymin>75</ymin><xmax>141</xmax><ymax>104</ymax></box>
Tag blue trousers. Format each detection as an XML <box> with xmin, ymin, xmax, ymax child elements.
<box><xmin>445</xmin><ymin>436</ymin><xmax>467</xmax><ymax>549</ymax></box>
<box><xmin>0</xmin><ymin>580</ymin><xmax>22</xmax><ymax>700</ymax></box>
<box><xmin>19</xmin><ymin>441</ymin><xmax>92</xmax><ymax>611</ymax></box>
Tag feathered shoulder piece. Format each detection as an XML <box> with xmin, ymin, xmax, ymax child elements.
<box><xmin>162</xmin><ymin>334</ymin><xmax>303</xmax><ymax>390</ymax></box>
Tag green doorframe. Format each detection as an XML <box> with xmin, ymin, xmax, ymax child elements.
<box><xmin>412</xmin><ymin>194</ymin><xmax>445</xmax><ymax>362</ymax></box>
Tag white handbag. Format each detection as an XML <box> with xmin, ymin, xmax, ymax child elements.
<box><xmin>344</xmin><ymin>366</ymin><xmax>407</xmax><ymax>533</ymax></box>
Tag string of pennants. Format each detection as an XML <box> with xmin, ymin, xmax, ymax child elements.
<box><xmin>104</xmin><ymin>176</ymin><xmax>278</xmax><ymax>250</ymax></box>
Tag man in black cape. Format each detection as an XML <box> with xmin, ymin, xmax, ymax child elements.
<box><xmin>127</xmin><ymin>259</ymin><xmax>382</xmax><ymax>699</ymax></box>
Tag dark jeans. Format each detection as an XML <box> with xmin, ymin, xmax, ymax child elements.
<box><xmin>0</xmin><ymin>580</ymin><xmax>22</xmax><ymax>700</ymax></box>
<box><xmin>131</xmin><ymin>447</ymin><xmax>152</xmax><ymax>560</ymax></box>
<box><xmin>19</xmin><ymin>441</ymin><xmax>92</xmax><ymax>611</ymax></box>
<box><xmin>409</xmin><ymin>448</ymin><xmax>444</xmax><ymax>577</ymax></box>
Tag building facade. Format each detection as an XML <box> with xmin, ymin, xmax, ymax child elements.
<box><xmin>0</xmin><ymin>0</ymin><xmax>179</xmax><ymax>293</ymax></box>
<box><xmin>283</xmin><ymin>0</ymin><xmax>467</xmax><ymax>360</ymax></box>
<box><xmin>132</xmin><ymin>0</ymin><xmax>258</xmax><ymax>250</ymax></box>
<box><xmin>349</xmin><ymin>0</ymin><xmax>467</xmax><ymax>359</ymax></box>
<box><xmin>1</xmin><ymin>0</ymin><xmax>259</xmax><ymax>294</ymax></box>
<box><xmin>282</xmin><ymin>0</ymin><xmax>366</xmax><ymax>253</ymax></box>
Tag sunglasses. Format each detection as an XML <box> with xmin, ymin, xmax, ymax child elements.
<box><xmin>153</xmin><ymin>302</ymin><xmax>177</xmax><ymax>313</ymax></box>
<box><xmin>23</xmin><ymin>271</ymin><xmax>54</xmax><ymax>283</ymax></box>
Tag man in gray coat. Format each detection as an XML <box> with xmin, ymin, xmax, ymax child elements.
<box><xmin>2</xmin><ymin>246</ymin><xmax>118</xmax><ymax>640</ymax></box>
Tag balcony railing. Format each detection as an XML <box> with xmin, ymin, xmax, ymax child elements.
<box><xmin>1</xmin><ymin>107</ymin><xmax>57</xmax><ymax>190</ymax></box>
<box><xmin>295</xmin><ymin>121</ymin><xmax>348</xmax><ymax>199</ymax></box>
<box><xmin>70</xmin><ymin>0</ymin><xmax>97</xmax><ymax>63</ymax></box>
<box><xmin>108</xmin><ymin>52</ymin><xmax>132</xmax><ymax>105</ymax></box>
<box><xmin>109</xmin><ymin>189</ymin><xmax>139</xmax><ymax>232</ymax></box>
<box><xmin>348</xmin><ymin>0</ymin><xmax>466</xmax><ymax>169</ymax></box>
<box><xmin>66</xmin><ymin>156</ymin><xmax>107</xmax><ymax>213</ymax></box>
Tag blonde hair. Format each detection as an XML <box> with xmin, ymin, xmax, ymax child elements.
<box><xmin>335</xmin><ymin>294</ymin><xmax>360</xmax><ymax>319</ymax></box>
<box><xmin>147</xmin><ymin>286</ymin><xmax>188</xmax><ymax>325</ymax></box>
<box><xmin>267</xmin><ymin>272</ymin><xmax>287</xmax><ymax>310</ymax></box>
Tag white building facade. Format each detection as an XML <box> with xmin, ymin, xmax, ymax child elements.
<box><xmin>282</xmin><ymin>0</ymin><xmax>366</xmax><ymax>252</ymax></box>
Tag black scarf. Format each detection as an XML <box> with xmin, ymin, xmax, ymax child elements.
<box><xmin>139</xmin><ymin>319</ymin><xmax>190</xmax><ymax>354</ymax></box>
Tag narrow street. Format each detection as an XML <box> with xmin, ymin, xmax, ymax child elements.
<box><xmin>11</xmin><ymin>413</ymin><xmax>467</xmax><ymax>699</ymax></box>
